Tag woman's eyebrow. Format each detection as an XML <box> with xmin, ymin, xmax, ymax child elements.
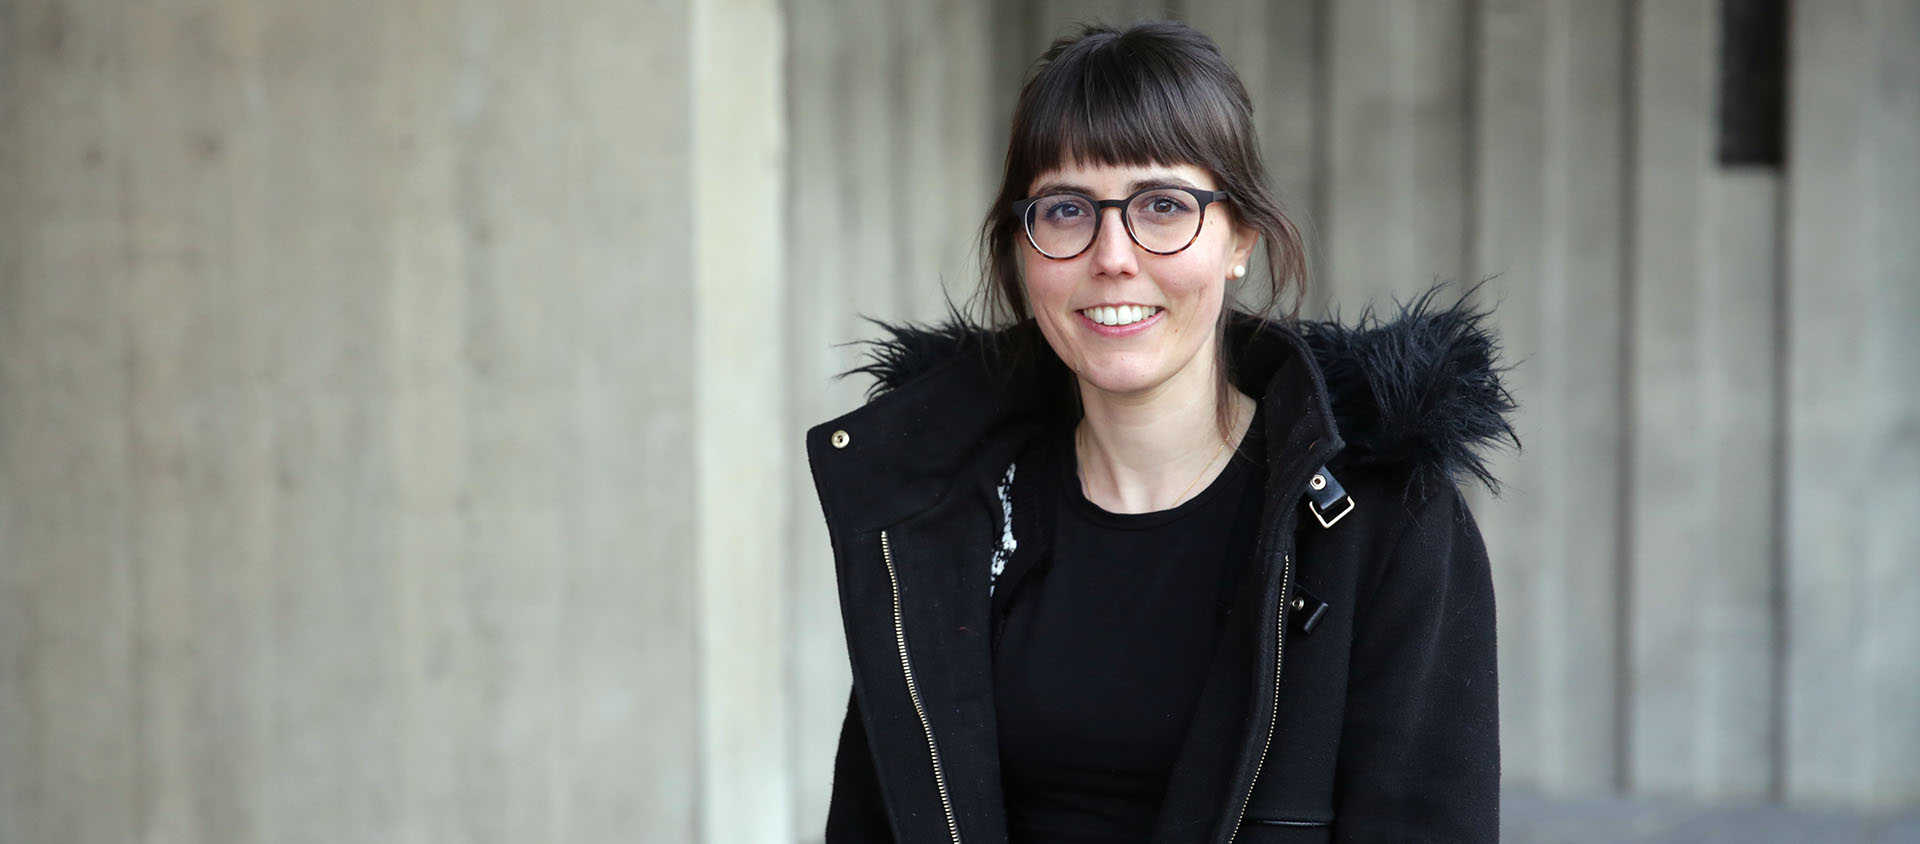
<box><xmin>1032</xmin><ymin>175</ymin><xmax>1201</xmax><ymax>196</ymax></box>
<box><xmin>1031</xmin><ymin>180</ymin><xmax>1093</xmax><ymax>196</ymax></box>
<box><xmin>1131</xmin><ymin>175</ymin><xmax>1198</xmax><ymax>192</ymax></box>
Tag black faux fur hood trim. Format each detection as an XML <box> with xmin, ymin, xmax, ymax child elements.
<box><xmin>846</xmin><ymin>286</ymin><xmax>1518</xmax><ymax>494</ymax></box>
<box><xmin>1297</xmin><ymin>286</ymin><xmax>1519</xmax><ymax>494</ymax></box>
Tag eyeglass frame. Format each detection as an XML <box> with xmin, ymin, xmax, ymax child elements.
<box><xmin>1011</xmin><ymin>185</ymin><xmax>1232</xmax><ymax>260</ymax></box>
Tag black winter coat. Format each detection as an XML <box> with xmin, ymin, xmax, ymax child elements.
<box><xmin>806</xmin><ymin>292</ymin><xmax>1516</xmax><ymax>844</ymax></box>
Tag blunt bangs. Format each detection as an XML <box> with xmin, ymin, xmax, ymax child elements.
<box><xmin>1008</xmin><ymin>29</ymin><xmax>1253</xmax><ymax>190</ymax></box>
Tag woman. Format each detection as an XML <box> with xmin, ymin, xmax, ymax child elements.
<box><xmin>808</xmin><ymin>21</ymin><xmax>1513</xmax><ymax>844</ymax></box>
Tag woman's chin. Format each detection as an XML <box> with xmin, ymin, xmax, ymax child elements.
<box><xmin>1072</xmin><ymin>364</ymin><xmax>1170</xmax><ymax>399</ymax></box>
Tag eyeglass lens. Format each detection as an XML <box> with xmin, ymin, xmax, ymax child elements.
<box><xmin>1025</xmin><ymin>189</ymin><xmax>1205</xmax><ymax>258</ymax></box>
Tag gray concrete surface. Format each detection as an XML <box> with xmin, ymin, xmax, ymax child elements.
<box><xmin>1627</xmin><ymin>0</ymin><xmax>1782</xmax><ymax>801</ymax></box>
<box><xmin>1470</xmin><ymin>0</ymin><xmax>1630</xmax><ymax>796</ymax></box>
<box><xmin>1</xmin><ymin>0</ymin><xmax>715</xmax><ymax>841</ymax></box>
<box><xmin>1782</xmin><ymin>0</ymin><xmax>1920</xmax><ymax>810</ymax></box>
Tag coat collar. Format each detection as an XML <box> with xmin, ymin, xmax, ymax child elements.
<box><xmin>828</xmin><ymin>286</ymin><xmax>1517</xmax><ymax>503</ymax></box>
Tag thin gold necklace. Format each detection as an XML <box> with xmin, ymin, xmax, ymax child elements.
<box><xmin>1171</xmin><ymin>435</ymin><xmax>1231</xmax><ymax>505</ymax></box>
<box><xmin>1077</xmin><ymin>415</ymin><xmax>1235</xmax><ymax>509</ymax></box>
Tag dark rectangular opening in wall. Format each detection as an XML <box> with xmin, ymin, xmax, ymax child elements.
<box><xmin>1718</xmin><ymin>0</ymin><xmax>1788</xmax><ymax>167</ymax></box>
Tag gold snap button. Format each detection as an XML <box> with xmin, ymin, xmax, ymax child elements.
<box><xmin>830</xmin><ymin>430</ymin><xmax>850</xmax><ymax>449</ymax></box>
<box><xmin>1309</xmin><ymin>474</ymin><xmax>1327</xmax><ymax>491</ymax></box>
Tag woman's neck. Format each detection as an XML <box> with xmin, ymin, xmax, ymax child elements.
<box><xmin>1074</xmin><ymin>357</ymin><xmax>1257</xmax><ymax>515</ymax></box>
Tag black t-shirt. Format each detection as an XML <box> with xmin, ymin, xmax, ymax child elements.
<box><xmin>993</xmin><ymin>414</ymin><xmax>1266</xmax><ymax>843</ymax></box>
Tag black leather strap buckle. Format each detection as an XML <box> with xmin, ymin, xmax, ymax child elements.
<box><xmin>1304</xmin><ymin>466</ymin><xmax>1354</xmax><ymax>529</ymax></box>
<box><xmin>1309</xmin><ymin>496</ymin><xmax>1354</xmax><ymax>528</ymax></box>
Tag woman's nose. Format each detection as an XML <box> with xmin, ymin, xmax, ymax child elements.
<box><xmin>1086</xmin><ymin>207</ymin><xmax>1138</xmax><ymax>277</ymax></box>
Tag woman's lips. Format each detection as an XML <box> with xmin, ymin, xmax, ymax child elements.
<box><xmin>1077</xmin><ymin>304</ymin><xmax>1163</xmax><ymax>336</ymax></box>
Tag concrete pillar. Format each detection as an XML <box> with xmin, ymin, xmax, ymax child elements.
<box><xmin>694</xmin><ymin>0</ymin><xmax>791</xmax><ymax>841</ymax></box>
<box><xmin>0</xmin><ymin>0</ymin><xmax>789</xmax><ymax>840</ymax></box>
<box><xmin>1627</xmin><ymin>0</ymin><xmax>1782</xmax><ymax>802</ymax></box>
<box><xmin>1</xmin><ymin>4</ymin><xmax>141</xmax><ymax>838</ymax></box>
<box><xmin>1471</xmin><ymin>0</ymin><xmax>1629</xmax><ymax>796</ymax></box>
<box><xmin>1783</xmin><ymin>0</ymin><xmax>1920</xmax><ymax>811</ymax></box>
<box><xmin>1323</xmin><ymin>0</ymin><xmax>1472</xmax><ymax>308</ymax></box>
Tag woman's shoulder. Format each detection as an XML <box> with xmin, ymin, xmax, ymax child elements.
<box><xmin>841</xmin><ymin>306</ymin><xmax>1069</xmax><ymax>394</ymax></box>
<box><xmin>1294</xmin><ymin>284</ymin><xmax>1519</xmax><ymax>506</ymax></box>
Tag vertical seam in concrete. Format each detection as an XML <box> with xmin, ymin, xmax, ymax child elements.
<box><xmin>688</xmin><ymin>6</ymin><xmax>709</xmax><ymax>841</ymax></box>
<box><xmin>1309</xmin><ymin>0</ymin><xmax>1332</xmax><ymax>313</ymax></box>
<box><xmin>1461</xmin><ymin>0</ymin><xmax>1482</xmax><ymax>287</ymax></box>
<box><xmin>1611</xmin><ymin>0</ymin><xmax>1641</xmax><ymax>797</ymax></box>
<box><xmin>1766</xmin><ymin>30</ymin><xmax>1794</xmax><ymax>799</ymax></box>
<box><xmin>779</xmin><ymin>1</ymin><xmax>804</xmax><ymax>834</ymax></box>
<box><xmin>997</xmin><ymin>0</ymin><xmax>1040</xmax><ymax>113</ymax></box>
<box><xmin>888</xmin><ymin>4</ymin><xmax>912</xmax><ymax>312</ymax></box>
<box><xmin>111</xmin><ymin>3</ymin><xmax>148</xmax><ymax>828</ymax></box>
<box><xmin>1390</xmin><ymin>2</ymin><xmax>1412</xmax><ymax>290</ymax></box>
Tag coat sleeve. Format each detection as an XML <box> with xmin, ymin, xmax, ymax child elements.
<box><xmin>825</xmin><ymin>687</ymin><xmax>897</xmax><ymax>843</ymax></box>
<box><xmin>1332</xmin><ymin>486</ymin><xmax>1500</xmax><ymax>843</ymax></box>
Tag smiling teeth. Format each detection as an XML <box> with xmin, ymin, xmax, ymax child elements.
<box><xmin>1083</xmin><ymin>305</ymin><xmax>1159</xmax><ymax>326</ymax></box>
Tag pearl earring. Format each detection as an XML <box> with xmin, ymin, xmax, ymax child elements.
<box><xmin>1230</xmin><ymin>264</ymin><xmax>1247</xmax><ymax>279</ymax></box>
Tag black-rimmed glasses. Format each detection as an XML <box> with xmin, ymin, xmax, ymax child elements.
<box><xmin>1012</xmin><ymin>186</ymin><xmax>1230</xmax><ymax>259</ymax></box>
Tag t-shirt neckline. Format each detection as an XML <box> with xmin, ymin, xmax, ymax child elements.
<box><xmin>1058</xmin><ymin>407</ymin><xmax>1265</xmax><ymax>530</ymax></box>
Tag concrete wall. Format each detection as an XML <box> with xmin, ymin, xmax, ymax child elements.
<box><xmin>1465</xmin><ymin>0</ymin><xmax>1920</xmax><ymax>810</ymax></box>
<box><xmin>1782</xmin><ymin>0</ymin><xmax>1920</xmax><ymax>808</ymax></box>
<box><xmin>2</xmin><ymin>1</ymin><xmax>1916</xmax><ymax>843</ymax></box>
<box><xmin>0</xmin><ymin>0</ymin><xmax>776</xmax><ymax>841</ymax></box>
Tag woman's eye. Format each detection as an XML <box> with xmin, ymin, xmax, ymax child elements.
<box><xmin>1140</xmin><ymin>194</ymin><xmax>1190</xmax><ymax>216</ymax></box>
<box><xmin>1043</xmin><ymin>201</ymin><xmax>1090</xmax><ymax>221</ymax></box>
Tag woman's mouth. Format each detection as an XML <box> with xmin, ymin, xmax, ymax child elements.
<box><xmin>1078</xmin><ymin>304</ymin><xmax>1161</xmax><ymax>327</ymax></box>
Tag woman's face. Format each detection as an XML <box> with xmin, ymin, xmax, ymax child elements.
<box><xmin>1022</xmin><ymin>161</ymin><xmax>1256</xmax><ymax>401</ymax></box>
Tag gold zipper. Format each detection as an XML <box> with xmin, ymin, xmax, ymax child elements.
<box><xmin>1224</xmin><ymin>551</ymin><xmax>1291</xmax><ymax>844</ymax></box>
<box><xmin>880</xmin><ymin>530</ymin><xmax>962</xmax><ymax>843</ymax></box>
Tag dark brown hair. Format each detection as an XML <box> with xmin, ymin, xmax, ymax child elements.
<box><xmin>977</xmin><ymin>21</ymin><xmax>1307</xmax><ymax>327</ymax></box>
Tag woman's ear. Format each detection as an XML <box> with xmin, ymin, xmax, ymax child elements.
<box><xmin>1231</xmin><ymin>225</ymin><xmax>1260</xmax><ymax>274</ymax></box>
